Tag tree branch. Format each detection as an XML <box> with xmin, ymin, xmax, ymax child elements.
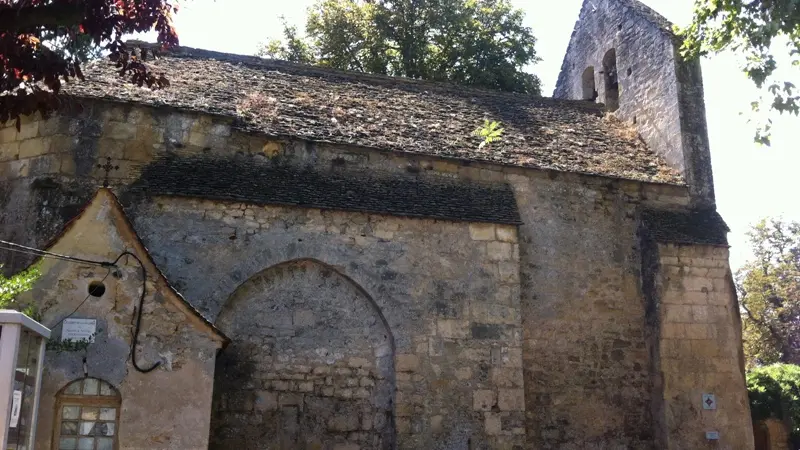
<box><xmin>0</xmin><ymin>2</ymin><xmax>86</xmax><ymax>32</ymax></box>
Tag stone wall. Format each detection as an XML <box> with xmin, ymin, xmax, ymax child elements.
<box><xmin>554</xmin><ymin>0</ymin><xmax>715</xmax><ymax>207</ymax></box>
<box><xmin>18</xmin><ymin>190</ymin><xmax>224</xmax><ymax>450</ymax></box>
<box><xmin>211</xmin><ymin>260</ymin><xmax>395</xmax><ymax>449</ymax></box>
<box><xmin>654</xmin><ymin>243</ymin><xmax>753</xmax><ymax>449</ymax></box>
<box><xmin>0</xmin><ymin>102</ymin><xmax>754</xmax><ymax>448</ymax></box>
<box><xmin>130</xmin><ymin>197</ymin><xmax>526</xmax><ymax>449</ymax></box>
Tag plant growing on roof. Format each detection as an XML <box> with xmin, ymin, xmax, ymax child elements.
<box><xmin>472</xmin><ymin>119</ymin><xmax>504</xmax><ymax>149</ymax></box>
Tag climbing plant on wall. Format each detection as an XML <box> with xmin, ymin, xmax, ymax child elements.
<box><xmin>0</xmin><ymin>264</ymin><xmax>40</xmax><ymax>317</ymax></box>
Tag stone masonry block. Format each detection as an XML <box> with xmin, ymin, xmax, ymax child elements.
<box><xmin>491</xmin><ymin>368</ymin><xmax>524</xmax><ymax>388</ymax></box>
<box><xmin>691</xmin><ymin>340</ymin><xmax>719</xmax><ymax>358</ymax></box>
<box><xmin>470</xmin><ymin>303</ymin><xmax>520</xmax><ymax>325</ymax></box>
<box><xmin>487</xmin><ymin>242</ymin><xmax>514</xmax><ymax>261</ymax></box>
<box><xmin>684</xmin><ymin>323</ymin><xmax>711</xmax><ymax>340</ymax></box>
<box><xmin>395</xmin><ymin>354</ymin><xmax>420</xmax><ymax>372</ymax></box>
<box><xmin>498</xmin><ymin>262</ymin><xmax>519</xmax><ymax>283</ymax></box>
<box><xmin>683</xmin><ymin>276</ymin><xmax>713</xmax><ymax>292</ymax></box>
<box><xmin>469</xmin><ymin>223</ymin><xmax>496</xmax><ymax>240</ymax></box>
<box><xmin>662</xmin><ymin>323</ymin><xmax>685</xmax><ymax>339</ymax></box>
<box><xmin>497</xmin><ymin>389</ymin><xmax>525</xmax><ymax>411</ymax></box>
<box><xmin>495</xmin><ymin>225</ymin><xmax>518</xmax><ymax>243</ymax></box>
<box><xmin>485</xmin><ymin>413</ymin><xmax>502</xmax><ymax>435</ymax></box>
<box><xmin>437</xmin><ymin>319</ymin><xmax>470</xmax><ymax>339</ymax></box>
<box><xmin>473</xmin><ymin>390</ymin><xmax>496</xmax><ymax>411</ymax></box>
<box><xmin>106</xmin><ymin>121</ymin><xmax>138</xmax><ymax>140</ymax></box>
<box><xmin>664</xmin><ymin>305</ymin><xmax>693</xmax><ymax>323</ymax></box>
<box><xmin>691</xmin><ymin>305</ymin><xmax>709</xmax><ymax>323</ymax></box>
<box><xmin>0</xmin><ymin>142</ymin><xmax>19</xmax><ymax>161</ymax></box>
<box><xmin>254</xmin><ymin>391</ymin><xmax>277</xmax><ymax>411</ymax></box>
<box><xmin>19</xmin><ymin>138</ymin><xmax>50</xmax><ymax>159</ymax></box>
<box><xmin>491</xmin><ymin>347</ymin><xmax>522</xmax><ymax>368</ymax></box>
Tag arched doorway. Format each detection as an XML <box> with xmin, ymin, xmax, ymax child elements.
<box><xmin>602</xmin><ymin>49</ymin><xmax>619</xmax><ymax>111</ymax></box>
<box><xmin>582</xmin><ymin>66</ymin><xmax>597</xmax><ymax>101</ymax></box>
<box><xmin>209</xmin><ymin>259</ymin><xmax>395</xmax><ymax>450</ymax></box>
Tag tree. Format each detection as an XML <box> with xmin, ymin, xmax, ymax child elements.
<box><xmin>747</xmin><ymin>364</ymin><xmax>800</xmax><ymax>448</ymax></box>
<box><xmin>259</xmin><ymin>0</ymin><xmax>542</xmax><ymax>95</ymax></box>
<box><xmin>677</xmin><ymin>0</ymin><xmax>800</xmax><ymax>145</ymax></box>
<box><xmin>0</xmin><ymin>0</ymin><xmax>181</xmax><ymax>127</ymax></box>
<box><xmin>0</xmin><ymin>264</ymin><xmax>40</xmax><ymax>317</ymax></box>
<box><xmin>737</xmin><ymin>218</ymin><xmax>800</xmax><ymax>368</ymax></box>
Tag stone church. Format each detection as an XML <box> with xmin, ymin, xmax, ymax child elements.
<box><xmin>0</xmin><ymin>0</ymin><xmax>754</xmax><ymax>448</ymax></box>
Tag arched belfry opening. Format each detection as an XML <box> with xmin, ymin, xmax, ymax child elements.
<box><xmin>582</xmin><ymin>66</ymin><xmax>597</xmax><ymax>101</ymax></box>
<box><xmin>209</xmin><ymin>259</ymin><xmax>396</xmax><ymax>449</ymax></box>
<box><xmin>602</xmin><ymin>49</ymin><xmax>619</xmax><ymax>111</ymax></box>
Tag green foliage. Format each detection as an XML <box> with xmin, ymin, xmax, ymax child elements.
<box><xmin>676</xmin><ymin>0</ymin><xmax>800</xmax><ymax>145</ymax></box>
<box><xmin>747</xmin><ymin>364</ymin><xmax>800</xmax><ymax>446</ymax></box>
<box><xmin>45</xmin><ymin>334</ymin><xmax>96</xmax><ymax>353</ymax></box>
<box><xmin>472</xmin><ymin>119</ymin><xmax>505</xmax><ymax>149</ymax></box>
<box><xmin>736</xmin><ymin>218</ymin><xmax>800</xmax><ymax>368</ymax></box>
<box><xmin>260</xmin><ymin>0</ymin><xmax>542</xmax><ymax>95</ymax></box>
<box><xmin>0</xmin><ymin>264</ymin><xmax>40</xmax><ymax>310</ymax></box>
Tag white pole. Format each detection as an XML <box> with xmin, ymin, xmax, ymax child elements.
<box><xmin>0</xmin><ymin>323</ymin><xmax>21</xmax><ymax>449</ymax></box>
<box><xmin>27</xmin><ymin>336</ymin><xmax>46</xmax><ymax>448</ymax></box>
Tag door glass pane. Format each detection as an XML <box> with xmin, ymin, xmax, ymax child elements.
<box><xmin>64</xmin><ymin>382</ymin><xmax>81</xmax><ymax>395</ymax></box>
<box><xmin>81</xmin><ymin>407</ymin><xmax>99</xmax><ymax>420</ymax></box>
<box><xmin>61</xmin><ymin>421</ymin><xmax>78</xmax><ymax>435</ymax></box>
<box><xmin>96</xmin><ymin>422</ymin><xmax>115</xmax><ymax>436</ymax></box>
<box><xmin>79</xmin><ymin>421</ymin><xmax>96</xmax><ymax>436</ymax></box>
<box><xmin>82</xmin><ymin>379</ymin><xmax>98</xmax><ymax>395</ymax></box>
<box><xmin>77</xmin><ymin>437</ymin><xmax>94</xmax><ymax>450</ymax></box>
<box><xmin>99</xmin><ymin>408</ymin><xmax>115</xmax><ymax>421</ymax></box>
<box><xmin>99</xmin><ymin>382</ymin><xmax>114</xmax><ymax>397</ymax></box>
<box><xmin>96</xmin><ymin>437</ymin><xmax>113</xmax><ymax>450</ymax></box>
<box><xmin>59</xmin><ymin>437</ymin><xmax>77</xmax><ymax>450</ymax></box>
<box><xmin>62</xmin><ymin>405</ymin><xmax>80</xmax><ymax>420</ymax></box>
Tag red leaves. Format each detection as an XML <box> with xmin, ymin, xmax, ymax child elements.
<box><xmin>0</xmin><ymin>0</ymin><xmax>179</xmax><ymax>124</ymax></box>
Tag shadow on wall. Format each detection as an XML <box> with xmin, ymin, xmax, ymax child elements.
<box><xmin>208</xmin><ymin>258</ymin><xmax>396</xmax><ymax>450</ymax></box>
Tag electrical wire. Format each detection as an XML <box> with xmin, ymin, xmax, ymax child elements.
<box><xmin>0</xmin><ymin>240</ymin><xmax>160</xmax><ymax>373</ymax></box>
<box><xmin>0</xmin><ymin>239</ymin><xmax>114</xmax><ymax>267</ymax></box>
<box><xmin>117</xmin><ymin>251</ymin><xmax>160</xmax><ymax>373</ymax></box>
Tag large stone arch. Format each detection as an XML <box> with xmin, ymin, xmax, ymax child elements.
<box><xmin>209</xmin><ymin>258</ymin><xmax>396</xmax><ymax>450</ymax></box>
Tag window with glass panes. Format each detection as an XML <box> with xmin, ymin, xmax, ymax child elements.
<box><xmin>53</xmin><ymin>378</ymin><xmax>120</xmax><ymax>450</ymax></box>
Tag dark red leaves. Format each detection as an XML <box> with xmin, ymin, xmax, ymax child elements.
<box><xmin>0</xmin><ymin>0</ymin><xmax>179</xmax><ymax>124</ymax></box>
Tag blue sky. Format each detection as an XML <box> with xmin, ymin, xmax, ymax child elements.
<box><xmin>157</xmin><ymin>0</ymin><xmax>800</xmax><ymax>269</ymax></box>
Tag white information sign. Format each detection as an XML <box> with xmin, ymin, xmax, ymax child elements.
<box><xmin>62</xmin><ymin>318</ymin><xmax>97</xmax><ymax>342</ymax></box>
<box><xmin>9</xmin><ymin>390</ymin><xmax>21</xmax><ymax>428</ymax></box>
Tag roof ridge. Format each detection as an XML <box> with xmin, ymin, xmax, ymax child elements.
<box><xmin>39</xmin><ymin>187</ymin><xmax>229</xmax><ymax>344</ymax></box>
<box><xmin>123</xmin><ymin>40</ymin><xmax>605</xmax><ymax>111</ymax></box>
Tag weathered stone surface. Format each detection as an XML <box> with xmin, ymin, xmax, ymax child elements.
<box><xmin>0</xmin><ymin>2</ymin><xmax>754</xmax><ymax>446</ymax></box>
<box><xmin>23</xmin><ymin>190</ymin><xmax>225</xmax><ymax>450</ymax></box>
<box><xmin>650</xmin><ymin>244</ymin><xmax>753</xmax><ymax>449</ymax></box>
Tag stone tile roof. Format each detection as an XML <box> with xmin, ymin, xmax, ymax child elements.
<box><xmin>127</xmin><ymin>154</ymin><xmax>522</xmax><ymax>225</ymax></box>
<box><xmin>641</xmin><ymin>208</ymin><xmax>729</xmax><ymax>246</ymax></box>
<box><xmin>66</xmin><ymin>45</ymin><xmax>683</xmax><ymax>185</ymax></box>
